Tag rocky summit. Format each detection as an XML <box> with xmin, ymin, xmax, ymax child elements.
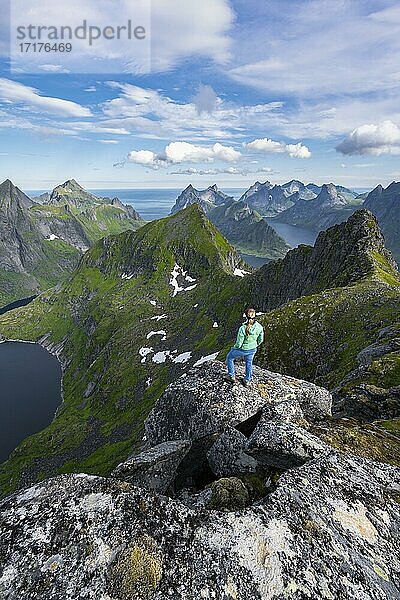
<box><xmin>364</xmin><ymin>181</ymin><xmax>400</xmax><ymax>264</ymax></box>
<box><xmin>170</xmin><ymin>184</ymin><xmax>289</xmax><ymax>260</ymax></box>
<box><xmin>0</xmin><ymin>179</ymin><xmax>144</xmax><ymax>306</ymax></box>
<box><xmin>1</xmin><ymin>361</ymin><xmax>399</xmax><ymax>599</ymax></box>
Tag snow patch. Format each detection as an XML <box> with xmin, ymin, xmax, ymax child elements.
<box><xmin>139</xmin><ymin>347</ymin><xmax>154</xmax><ymax>363</ymax></box>
<box><xmin>194</xmin><ymin>303</ymin><xmax>199</xmax><ymax>308</ymax></box>
<box><xmin>47</xmin><ymin>234</ymin><xmax>59</xmax><ymax>241</ymax></box>
<box><xmin>151</xmin><ymin>314</ymin><xmax>168</xmax><ymax>321</ymax></box>
<box><xmin>169</xmin><ymin>263</ymin><xmax>197</xmax><ymax>297</ymax></box>
<box><xmin>213</xmin><ymin>322</ymin><xmax>219</xmax><ymax>328</ymax></box>
<box><xmin>234</xmin><ymin>268</ymin><xmax>250</xmax><ymax>277</ymax></box>
<box><xmin>172</xmin><ymin>351</ymin><xmax>192</xmax><ymax>363</ymax></box>
<box><xmin>147</xmin><ymin>330</ymin><xmax>167</xmax><ymax>341</ymax></box>
<box><xmin>152</xmin><ymin>350</ymin><xmax>172</xmax><ymax>363</ymax></box>
<box><xmin>193</xmin><ymin>352</ymin><xmax>219</xmax><ymax>367</ymax></box>
<box><xmin>121</xmin><ymin>273</ymin><xmax>134</xmax><ymax>280</ymax></box>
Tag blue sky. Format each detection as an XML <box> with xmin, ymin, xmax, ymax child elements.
<box><xmin>1</xmin><ymin>0</ymin><xmax>400</xmax><ymax>190</ymax></box>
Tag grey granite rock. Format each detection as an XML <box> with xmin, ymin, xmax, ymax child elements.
<box><xmin>246</xmin><ymin>419</ymin><xmax>331</xmax><ymax>469</ymax></box>
<box><xmin>1</xmin><ymin>451</ymin><xmax>399</xmax><ymax>599</ymax></box>
<box><xmin>112</xmin><ymin>440</ymin><xmax>191</xmax><ymax>494</ymax></box>
<box><xmin>206</xmin><ymin>427</ymin><xmax>258</xmax><ymax>478</ymax></box>
<box><xmin>145</xmin><ymin>360</ymin><xmax>332</xmax><ymax>446</ymax></box>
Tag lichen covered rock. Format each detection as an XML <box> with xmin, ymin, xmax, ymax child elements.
<box><xmin>111</xmin><ymin>440</ymin><xmax>191</xmax><ymax>494</ymax></box>
<box><xmin>145</xmin><ymin>361</ymin><xmax>332</xmax><ymax>446</ymax></box>
<box><xmin>246</xmin><ymin>419</ymin><xmax>331</xmax><ymax>469</ymax></box>
<box><xmin>207</xmin><ymin>427</ymin><xmax>258</xmax><ymax>478</ymax></box>
<box><xmin>1</xmin><ymin>452</ymin><xmax>399</xmax><ymax>599</ymax></box>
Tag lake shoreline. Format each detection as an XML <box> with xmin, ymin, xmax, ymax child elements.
<box><xmin>0</xmin><ymin>338</ymin><xmax>64</xmax><ymax>464</ymax></box>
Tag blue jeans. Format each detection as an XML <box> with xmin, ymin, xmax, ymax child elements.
<box><xmin>226</xmin><ymin>347</ymin><xmax>257</xmax><ymax>381</ymax></box>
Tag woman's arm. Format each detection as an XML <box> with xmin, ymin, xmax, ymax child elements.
<box><xmin>233</xmin><ymin>325</ymin><xmax>245</xmax><ymax>349</ymax></box>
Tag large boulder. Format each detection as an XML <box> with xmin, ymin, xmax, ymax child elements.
<box><xmin>145</xmin><ymin>361</ymin><xmax>332</xmax><ymax>446</ymax></box>
<box><xmin>246</xmin><ymin>419</ymin><xmax>331</xmax><ymax>469</ymax></box>
<box><xmin>206</xmin><ymin>427</ymin><xmax>258</xmax><ymax>478</ymax></box>
<box><xmin>0</xmin><ymin>452</ymin><xmax>399</xmax><ymax>599</ymax></box>
<box><xmin>111</xmin><ymin>440</ymin><xmax>191</xmax><ymax>494</ymax></box>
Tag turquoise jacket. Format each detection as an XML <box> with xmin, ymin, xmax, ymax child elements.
<box><xmin>234</xmin><ymin>320</ymin><xmax>264</xmax><ymax>350</ymax></box>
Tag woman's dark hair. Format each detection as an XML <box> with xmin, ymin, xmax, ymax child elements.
<box><xmin>244</xmin><ymin>307</ymin><xmax>256</xmax><ymax>334</ymax></box>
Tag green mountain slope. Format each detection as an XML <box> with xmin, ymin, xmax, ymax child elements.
<box><xmin>170</xmin><ymin>184</ymin><xmax>289</xmax><ymax>259</ymax></box>
<box><xmin>0</xmin><ymin>179</ymin><xmax>144</xmax><ymax>306</ymax></box>
<box><xmin>0</xmin><ymin>204</ymin><xmax>250</xmax><ymax>495</ymax></box>
<box><xmin>253</xmin><ymin>213</ymin><xmax>400</xmax><ymax>421</ymax></box>
<box><xmin>209</xmin><ymin>198</ymin><xmax>290</xmax><ymax>259</ymax></box>
<box><xmin>0</xmin><ymin>206</ymin><xmax>399</xmax><ymax>497</ymax></box>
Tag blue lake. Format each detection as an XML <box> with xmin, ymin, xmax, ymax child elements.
<box><xmin>0</xmin><ymin>342</ymin><xmax>62</xmax><ymax>462</ymax></box>
<box><xmin>265</xmin><ymin>219</ymin><xmax>319</xmax><ymax>248</ymax></box>
<box><xmin>0</xmin><ymin>189</ymin><xmax>320</xmax><ymax>460</ymax></box>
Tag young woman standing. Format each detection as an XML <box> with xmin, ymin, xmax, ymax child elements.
<box><xmin>225</xmin><ymin>307</ymin><xmax>264</xmax><ymax>386</ymax></box>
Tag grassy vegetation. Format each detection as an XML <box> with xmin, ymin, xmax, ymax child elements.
<box><xmin>0</xmin><ymin>204</ymin><xmax>249</xmax><ymax>496</ymax></box>
<box><xmin>0</xmin><ymin>205</ymin><xmax>399</xmax><ymax>496</ymax></box>
<box><xmin>0</xmin><ymin>187</ymin><xmax>145</xmax><ymax>307</ymax></box>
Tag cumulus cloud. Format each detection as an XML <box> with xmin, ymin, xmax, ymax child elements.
<box><xmin>247</xmin><ymin>138</ymin><xmax>283</xmax><ymax>153</ymax></box>
<box><xmin>336</xmin><ymin>120</ymin><xmax>400</xmax><ymax>156</ymax></box>
<box><xmin>127</xmin><ymin>141</ymin><xmax>242</xmax><ymax>169</ymax></box>
<box><xmin>286</xmin><ymin>143</ymin><xmax>312</xmax><ymax>159</ymax></box>
<box><xmin>246</xmin><ymin>137</ymin><xmax>311</xmax><ymax>158</ymax></box>
<box><xmin>128</xmin><ymin>150</ymin><xmax>158</xmax><ymax>165</ymax></box>
<box><xmin>0</xmin><ymin>78</ymin><xmax>91</xmax><ymax>117</ymax></box>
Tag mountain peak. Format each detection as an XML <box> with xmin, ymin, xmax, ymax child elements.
<box><xmin>85</xmin><ymin>203</ymin><xmax>245</xmax><ymax>279</ymax></box>
<box><xmin>0</xmin><ymin>178</ymin><xmax>33</xmax><ymax>209</ymax></box>
<box><xmin>386</xmin><ymin>181</ymin><xmax>400</xmax><ymax>194</ymax></box>
<box><xmin>170</xmin><ymin>184</ymin><xmax>233</xmax><ymax>215</ymax></box>
<box><xmin>253</xmin><ymin>209</ymin><xmax>398</xmax><ymax>310</ymax></box>
<box><xmin>317</xmin><ymin>183</ymin><xmax>347</xmax><ymax>206</ymax></box>
<box><xmin>59</xmin><ymin>179</ymin><xmax>84</xmax><ymax>190</ymax></box>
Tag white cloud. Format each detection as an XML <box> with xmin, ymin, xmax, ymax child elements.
<box><xmin>169</xmin><ymin>166</ymin><xmax>274</xmax><ymax>176</ymax></box>
<box><xmin>336</xmin><ymin>120</ymin><xmax>400</xmax><ymax>156</ymax></box>
<box><xmin>228</xmin><ymin>1</ymin><xmax>400</xmax><ymax>98</ymax></box>
<box><xmin>98</xmin><ymin>139</ymin><xmax>119</xmax><ymax>144</ymax></box>
<box><xmin>102</xmin><ymin>82</ymin><xmax>284</xmax><ymax>141</ymax></box>
<box><xmin>38</xmin><ymin>64</ymin><xmax>70</xmax><ymax>73</ymax></box>
<box><xmin>127</xmin><ymin>141</ymin><xmax>241</xmax><ymax>169</ymax></box>
<box><xmin>128</xmin><ymin>150</ymin><xmax>158</xmax><ymax>165</ymax></box>
<box><xmin>286</xmin><ymin>143</ymin><xmax>312</xmax><ymax>159</ymax></box>
<box><xmin>247</xmin><ymin>138</ymin><xmax>283</xmax><ymax>153</ymax></box>
<box><xmin>246</xmin><ymin>137</ymin><xmax>311</xmax><ymax>158</ymax></box>
<box><xmin>151</xmin><ymin>0</ymin><xmax>233</xmax><ymax>71</ymax></box>
<box><xmin>8</xmin><ymin>0</ymin><xmax>233</xmax><ymax>74</ymax></box>
<box><xmin>0</xmin><ymin>78</ymin><xmax>91</xmax><ymax>117</ymax></box>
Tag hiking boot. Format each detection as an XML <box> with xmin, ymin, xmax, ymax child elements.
<box><xmin>242</xmin><ymin>378</ymin><xmax>250</xmax><ymax>387</ymax></box>
<box><xmin>224</xmin><ymin>374</ymin><xmax>236</xmax><ymax>383</ymax></box>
